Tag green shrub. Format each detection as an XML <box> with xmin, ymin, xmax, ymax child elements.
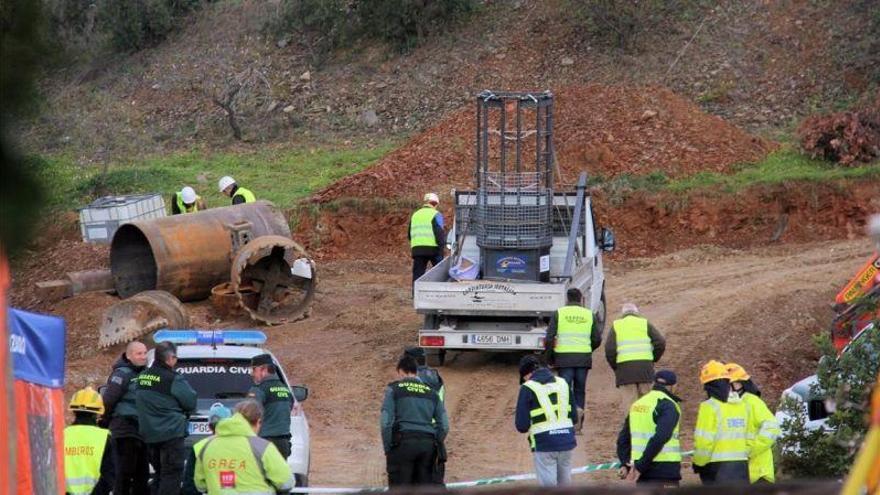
<box><xmin>97</xmin><ymin>0</ymin><xmax>202</xmax><ymax>52</ymax></box>
<box><xmin>267</xmin><ymin>0</ymin><xmax>478</xmax><ymax>55</ymax></box>
<box><xmin>356</xmin><ymin>0</ymin><xmax>477</xmax><ymax>51</ymax></box>
<box><xmin>567</xmin><ymin>0</ymin><xmax>707</xmax><ymax>51</ymax></box>
<box><xmin>777</xmin><ymin>323</ymin><xmax>880</xmax><ymax>478</ymax></box>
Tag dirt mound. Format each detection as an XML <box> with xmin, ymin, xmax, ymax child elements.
<box><xmin>312</xmin><ymin>85</ymin><xmax>775</xmax><ymax>203</ymax></box>
<box><xmin>10</xmin><ymin>213</ymin><xmax>110</xmax><ymax>309</ymax></box>
<box><xmin>798</xmin><ymin>97</ymin><xmax>880</xmax><ymax>165</ymax></box>
<box><xmin>297</xmin><ymin>180</ymin><xmax>880</xmax><ymax>260</ymax></box>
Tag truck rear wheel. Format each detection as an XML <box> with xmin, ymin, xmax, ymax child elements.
<box><xmin>426</xmin><ymin>349</ymin><xmax>446</xmax><ymax>367</ymax></box>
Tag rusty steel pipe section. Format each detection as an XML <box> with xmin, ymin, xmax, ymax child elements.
<box><xmin>110</xmin><ymin>201</ymin><xmax>291</xmax><ymax>301</ymax></box>
<box><xmin>99</xmin><ymin>290</ymin><xmax>190</xmax><ymax>347</ymax></box>
<box><xmin>231</xmin><ymin>235</ymin><xmax>317</xmax><ymax>325</ymax></box>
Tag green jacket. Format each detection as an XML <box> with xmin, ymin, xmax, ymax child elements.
<box><xmin>247</xmin><ymin>374</ymin><xmax>292</xmax><ymax>438</ymax></box>
<box><xmin>135</xmin><ymin>361</ymin><xmax>197</xmax><ymax>444</ymax></box>
<box><xmin>194</xmin><ymin>413</ymin><xmax>293</xmax><ymax>494</ymax></box>
<box><xmin>380</xmin><ymin>376</ymin><xmax>448</xmax><ymax>454</ymax></box>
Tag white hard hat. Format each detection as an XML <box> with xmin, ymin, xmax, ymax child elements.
<box><xmin>424</xmin><ymin>192</ymin><xmax>439</xmax><ymax>205</ymax></box>
<box><xmin>218</xmin><ymin>176</ymin><xmax>236</xmax><ymax>192</ymax></box>
<box><xmin>621</xmin><ymin>302</ymin><xmax>639</xmax><ymax>315</ymax></box>
<box><xmin>180</xmin><ymin>186</ymin><xmax>197</xmax><ymax>204</ymax></box>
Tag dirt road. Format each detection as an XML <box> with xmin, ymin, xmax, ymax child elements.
<box><xmin>52</xmin><ymin>238</ymin><xmax>872</xmax><ymax>487</ymax></box>
<box><xmin>253</xmin><ymin>239</ymin><xmax>867</xmax><ymax>487</ymax></box>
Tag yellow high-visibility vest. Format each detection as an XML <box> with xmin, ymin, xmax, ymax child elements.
<box><xmin>629</xmin><ymin>390</ymin><xmax>682</xmax><ymax>463</ymax></box>
<box><xmin>693</xmin><ymin>397</ymin><xmax>749</xmax><ymax>466</ymax></box>
<box><xmin>554</xmin><ymin>305</ymin><xmax>594</xmax><ymax>354</ymax></box>
<box><xmin>64</xmin><ymin>424</ymin><xmax>109</xmax><ymax>495</ymax></box>
<box><xmin>613</xmin><ymin>315</ymin><xmax>654</xmax><ymax>363</ymax></box>
<box><xmin>743</xmin><ymin>392</ymin><xmax>780</xmax><ymax>482</ymax></box>
<box><xmin>175</xmin><ymin>193</ymin><xmax>201</xmax><ymax>213</ymax></box>
<box><xmin>410</xmin><ymin>206</ymin><xmax>439</xmax><ymax>248</ymax></box>
<box><xmin>233</xmin><ymin>187</ymin><xmax>256</xmax><ymax>204</ymax></box>
<box><xmin>523</xmin><ymin>376</ymin><xmax>574</xmax><ymax>448</ymax></box>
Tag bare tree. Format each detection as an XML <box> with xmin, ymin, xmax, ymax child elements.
<box><xmin>208</xmin><ymin>66</ymin><xmax>272</xmax><ymax>141</ymax></box>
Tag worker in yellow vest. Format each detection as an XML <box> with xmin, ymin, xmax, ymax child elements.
<box><xmin>605</xmin><ymin>303</ymin><xmax>666</xmax><ymax>401</ymax></box>
<box><xmin>727</xmin><ymin>362</ymin><xmax>781</xmax><ymax>483</ymax></box>
<box><xmin>693</xmin><ymin>360</ymin><xmax>751</xmax><ymax>485</ymax></box>
<box><xmin>64</xmin><ymin>387</ymin><xmax>114</xmax><ymax>495</ymax></box>
<box><xmin>544</xmin><ymin>288</ymin><xmax>601</xmax><ymax>433</ymax></box>
<box><xmin>194</xmin><ymin>399</ymin><xmax>293</xmax><ymax>494</ymax></box>
<box><xmin>218</xmin><ymin>176</ymin><xmax>256</xmax><ymax>205</ymax></box>
<box><xmin>408</xmin><ymin>192</ymin><xmax>446</xmax><ymax>287</ymax></box>
<box><xmin>170</xmin><ymin>186</ymin><xmax>205</xmax><ymax>215</ymax></box>
<box><xmin>616</xmin><ymin>370</ymin><xmax>682</xmax><ymax>487</ymax></box>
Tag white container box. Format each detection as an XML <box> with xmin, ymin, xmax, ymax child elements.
<box><xmin>79</xmin><ymin>193</ymin><xmax>166</xmax><ymax>244</ymax></box>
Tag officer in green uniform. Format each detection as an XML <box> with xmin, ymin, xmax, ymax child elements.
<box><xmin>381</xmin><ymin>355</ymin><xmax>449</xmax><ymax>486</ymax></box>
<box><xmin>134</xmin><ymin>341</ymin><xmax>197</xmax><ymax>495</ymax></box>
<box><xmin>616</xmin><ymin>370</ymin><xmax>682</xmax><ymax>487</ymax></box>
<box><xmin>403</xmin><ymin>346</ymin><xmax>447</xmax><ymax>483</ymax></box>
<box><xmin>218</xmin><ymin>176</ymin><xmax>256</xmax><ymax>205</ymax></box>
<box><xmin>248</xmin><ymin>353</ymin><xmax>294</xmax><ymax>459</ymax></box>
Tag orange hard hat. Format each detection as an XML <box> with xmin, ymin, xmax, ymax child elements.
<box><xmin>726</xmin><ymin>362</ymin><xmax>751</xmax><ymax>382</ymax></box>
<box><xmin>700</xmin><ymin>360</ymin><xmax>729</xmax><ymax>384</ymax></box>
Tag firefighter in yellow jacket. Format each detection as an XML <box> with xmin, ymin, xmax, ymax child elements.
<box><xmin>64</xmin><ymin>387</ymin><xmax>114</xmax><ymax>495</ymax></box>
<box><xmin>194</xmin><ymin>399</ymin><xmax>293</xmax><ymax>494</ymax></box>
<box><xmin>692</xmin><ymin>360</ymin><xmax>750</xmax><ymax>485</ymax></box>
<box><xmin>727</xmin><ymin>362</ymin><xmax>781</xmax><ymax>483</ymax></box>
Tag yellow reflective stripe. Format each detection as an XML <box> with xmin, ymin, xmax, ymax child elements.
<box><xmin>555</xmin><ymin>306</ymin><xmax>593</xmax><ymax>353</ymax></box>
<box><xmin>710</xmin><ymin>451</ymin><xmax>749</xmax><ymax>461</ymax></box>
<box><xmin>613</xmin><ymin>316</ymin><xmax>653</xmax><ymax>363</ymax></box>
<box><xmin>556</xmin><ymin>335</ymin><xmax>591</xmax><ymax>346</ymax></box>
<box><xmin>628</xmin><ymin>390</ymin><xmax>681</xmax><ymax>463</ymax></box>
<box><xmin>523</xmin><ymin>378</ymin><xmax>573</xmax><ymax>438</ymax></box>
<box><xmin>410</xmin><ymin>207</ymin><xmax>438</xmax><ymax>248</ymax></box>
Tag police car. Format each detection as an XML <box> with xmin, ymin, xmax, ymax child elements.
<box><xmin>149</xmin><ymin>330</ymin><xmax>311</xmax><ymax>486</ymax></box>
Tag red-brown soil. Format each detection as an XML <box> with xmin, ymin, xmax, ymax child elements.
<box><xmin>297</xmin><ymin>180</ymin><xmax>880</xmax><ymax>260</ymax></box>
<box><xmin>312</xmin><ymin>85</ymin><xmax>775</xmax><ymax>203</ymax></box>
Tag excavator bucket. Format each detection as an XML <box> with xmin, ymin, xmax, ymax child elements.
<box><xmin>99</xmin><ymin>290</ymin><xmax>190</xmax><ymax>347</ymax></box>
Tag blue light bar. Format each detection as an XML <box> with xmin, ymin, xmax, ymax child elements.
<box><xmin>153</xmin><ymin>330</ymin><xmax>267</xmax><ymax>346</ymax></box>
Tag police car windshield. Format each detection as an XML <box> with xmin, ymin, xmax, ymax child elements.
<box><xmin>176</xmin><ymin>358</ymin><xmax>255</xmax><ymax>399</ymax></box>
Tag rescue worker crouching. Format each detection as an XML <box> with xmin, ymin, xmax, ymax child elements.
<box><xmin>248</xmin><ymin>353</ymin><xmax>294</xmax><ymax>459</ymax></box>
<box><xmin>515</xmin><ymin>355</ymin><xmax>577</xmax><ymax>487</ymax></box>
<box><xmin>194</xmin><ymin>400</ymin><xmax>293</xmax><ymax>494</ymax></box>
<box><xmin>692</xmin><ymin>360</ymin><xmax>751</xmax><ymax>485</ymax></box>
<box><xmin>64</xmin><ymin>387</ymin><xmax>114</xmax><ymax>495</ymax></box>
<box><xmin>182</xmin><ymin>404</ymin><xmax>232</xmax><ymax>495</ymax></box>
<box><xmin>616</xmin><ymin>370</ymin><xmax>682</xmax><ymax>487</ymax></box>
<box><xmin>544</xmin><ymin>288</ymin><xmax>602</xmax><ymax>434</ymax></box>
<box><xmin>218</xmin><ymin>176</ymin><xmax>256</xmax><ymax>206</ymax></box>
<box><xmin>170</xmin><ymin>186</ymin><xmax>205</xmax><ymax>215</ymax></box>
<box><xmin>135</xmin><ymin>341</ymin><xmax>198</xmax><ymax>495</ymax></box>
<box><xmin>727</xmin><ymin>362</ymin><xmax>781</xmax><ymax>483</ymax></box>
<box><xmin>381</xmin><ymin>355</ymin><xmax>449</xmax><ymax>487</ymax></box>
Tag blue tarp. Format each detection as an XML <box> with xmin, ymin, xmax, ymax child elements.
<box><xmin>8</xmin><ymin>308</ymin><xmax>66</xmax><ymax>388</ymax></box>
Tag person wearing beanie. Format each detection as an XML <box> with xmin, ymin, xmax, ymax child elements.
<box><xmin>514</xmin><ymin>355</ymin><xmax>577</xmax><ymax>487</ymax></box>
<box><xmin>692</xmin><ymin>360</ymin><xmax>750</xmax><ymax>485</ymax></box>
<box><xmin>616</xmin><ymin>370</ymin><xmax>682</xmax><ymax>487</ymax></box>
<box><xmin>727</xmin><ymin>363</ymin><xmax>781</xmax><ymax>483</ymax></box>
<box><xmin>181</xmin><ymin>404</ymin><xmax>232</xmax><ymax>495</ymax></box>
<box><xmin>247</xmin><ymin>353</ymin><xmax>294</xmax><ymax>459</ymax></box>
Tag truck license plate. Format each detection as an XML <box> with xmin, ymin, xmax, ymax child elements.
<box><xmin>188</xmin><ymin>421</ymin><xmax>212</xmax><ymax>435</ymax></box>
<box><xmin>473</xmin><ymin>334</ymin><xmax>512</xmax><ymax>345</ymax></box>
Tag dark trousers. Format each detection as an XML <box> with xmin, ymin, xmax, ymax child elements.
<box><xmin>265</xmin><ymin>434</ymin><xmax>292</xmax><ymax>459</ymax></box>
<box><xmin>386</xmin><ymin>435</ymin><xmax>436</xmax><ymax>486</ymax></box>
<box><xmin>412</xmin><ymin>255</ymin><xmax>438</xmax><ymax>286</ymax></box>
<box><xmin>558</xmin><ymin>367</ymin><xmax>589</xmax><ymax>409</ymax></box>
<box><xmin>113</xmin><ymin>436</ymin><xmax>151</xmax><ymax>495</ymax></box>
<box><xmin>698</xmin><ymin>461</ymin><xmax>749</xmax><ymax>485</ymax></box>
<box><xmin>148</xmin><ymin>437</ymin><xmax>186</xmax><ymax>495</ymax></box>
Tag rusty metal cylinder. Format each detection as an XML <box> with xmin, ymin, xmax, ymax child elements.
<box><xmin>110</xmin><ymin>201</ymin><xmax>291</xmax><ymax>301</ymax></box>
